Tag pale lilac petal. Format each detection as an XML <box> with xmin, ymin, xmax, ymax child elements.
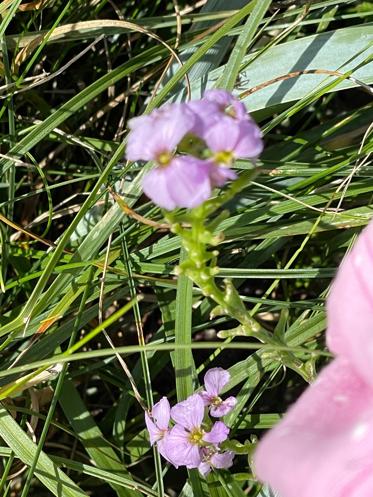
<box><xmin>204</xmin><ymin>368</ymin><xmax>230</xmax><ymax>396</ymax></box>
<box><xmin>145</xmin><ymin>412</ymin><xmax>161</xmax><ymax>445</ymax></box>
<box><xmin>142</xmin><ymin>167</ymin><xmax>178</xmax><ymax>210</ymax></box>
<box><xmin>200</xmin><ymin>391</ymin><xmax>214</xmax><ymax>406</ymax></box>
<box><xmin>234</xmin><ymin>120</ymin><xmax>263</xmax><ymax>158</ymax></box>
<box><xmin>152</xmin><ymin>397</ymin><xmax>170</xmax><ymax>431</ymax></box>
<box><xmin>171</xmin><ymin>394</ymin><xmax>205</xmax><ymax>430</ymax></box>
<box><xmin>204</xmin><ymin>89</ymin><xmax>248</xmax><ymax>120</ymax></box>
<box><xmin>210</xmin><ymin>451</ymin><xmax>235</xmax><ymax>470</ymax></box>
<box><xmin>163</xmin><ymin>425</ymin><xmax>202</xmax><ymax>468</ymax></box>
<box><xmin>205</xmin><ymin>118</ymin><xmax>241</xmax><ymax>155</ymax></box>
<box><xmin>167</xmin><ymin>157</ymin><xmax>212</xmax><ymax>209</ymax></box>
<box><xmin>198</xmin><ymin>461</ymin><xmax>212</xmax><ymax>476</ymax></box>
<box><xmin>126</xmin><ymin>103</ymin><xmax>196</xmax><ymax>162</ymax></box>
<box><xmin>203</xmin><ymin>421</ymin><xmax>229</xmax><ymax>444</ymax></box>
<box><xmin>254</xmin><ymin>357</ymin><xmax>373</xmax><ymax>497</ymax></box>
<box><xmin>187</xmin><ymin>99</ymin><xmax>221</xmax><ymax>135</ymax></box>
<box><xmin>205</xmin><ymin>118</ymin><xmax>263</xmax><ymax>161</ymax></box>
<box><xmin>210</xmin><ymin>396</ymin><xmax>237</xmax><ymax>417</ymax></box>
<box><xmin>142</xmin><ymin>156</ymin><xmax>212</xmax><ymax>210</ymax></box>
<box><xmin>208</xmin><ymin>165</ymin><xmax>237</xmax><ymax>187</ymax></box>
<box><xmin>157</xmin><ymin>436</ymin><xmax>173</xmax><ymax>464</ymax></box>
<box><xmin>327</xmin><ymin>221</ymin><xmax>373</xmax><ymax>388</ymax></box>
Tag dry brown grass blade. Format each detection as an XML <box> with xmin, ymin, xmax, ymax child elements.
<box><xmin>18</xmin><ymin>0</ymin><xmax>50</xmax><ymax>11</ymax></box>
<box><xmin>12</xmin><ymin>19</ymin><xmax>190</xmax><ymax>94</ymax></box>
<box><xmin>240</xmin><ymin>69</ymin><xmax>373</xmax><ymax>98</ymax></box>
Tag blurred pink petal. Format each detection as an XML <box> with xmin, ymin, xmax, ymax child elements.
<box><xmin>145</xmin><ymin>397</ymin><xmax>171</xmax><ymax>445</ymax></box>
<box><xmin>254</xmin><ymin>357</ymin><xmax>373</xmax><ymax>497</ymax></box>
<box><xmin>126</xmin><ymin>103</ymin><xmax>196</xmax><ymax>162</ymax></box>
<box><xmin>142</xmin><ymin>156</ymin><xmax>212</xmax><ymax>210</ymax></box>
<box><xmin>205</xmin><ymin>118</ymin><xmax>263</xmax><ymax>162</ymax></box>
<box><xmin>327</xmin><ymin>221</ymin><xmax>373</xmax><ymax>387</ymax></box>
<box><xmin>204</xmin><ymin>89</ymin><xmax>248</xmax><ymax>121</ymax></box>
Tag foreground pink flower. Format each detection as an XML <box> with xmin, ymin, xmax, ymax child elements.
<box><xmin>200</xmin><ymin>367</ymin><xmax>237</xmax><ymax>417</ymax></box>
<box><xmin>254</xmin><ymin>220</ymin><xmax>373</xmax><ymax>497</ymax></box>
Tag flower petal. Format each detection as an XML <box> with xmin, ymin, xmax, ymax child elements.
<box><xmin>210</xmin><ymin>396</ymin><xmax>237</xmax><ymax>417</ymax></box>
<box><xmin>167</xmin><ymin>157</ymin><xmax>212</xmax><ymax>209</ymax></box>
<box><xmin>204</xmin><ymin>368</ymin><xmax>230</xmax><ymax>396</ymax></box>
<box><xmin>210</xmin><ymin>451</ymin><xmax>235</xmax><ymax>470</ymax></box>
<box><xmin>234</xmin><ymin>120</ymin><xmax>263</xmax><ymax>158</ymax></box>
<box><xmin>198</xmin><ymin>461</ymin><xmax>212</xmax><ymax>476</ymax></box>
<box><xmin>142</xmin><ymin>167</ymin><xmax>178</xmax><ymax>211</ymax></box>
<box><xmin>254</xmin><ymin>357</ymin><xmax>373</xmax><ymax>497</ymax></box>
<box><xmin>171</xmin><ymin>394</ymin><xmax>205</xmax><ymax>430</ymax></box>
<box><xmin>327</xmin><ymin>220</ymin><xmax>373</xmax><ymax>387</ymax></box>
<box><xmin>145</xmin><ymin>412</ymin><xmax>161</xmax><ymax>445</ymax></box>
<box><xmin>152</xmin><ymin>397</ymin><xmax>171</xmax><ymax>431</ymax></box>
<box><xmin>204</xmin><ymin>89</ymin><xmax>248</xmax><ymax>121</ymax></box>
<box><xmin>208</xmin><ymin>164</ymin><xmax>237</xmax><ymax>187</ymax></box>
<box><xmin>203</xmin><ymin>421</ymin><xmax>229</xmax><ymax>444</ymax></box>
<box><xmin>163</xmin><ymin>425</ymin><xmax>202</xmax><ymax>468</ymax></box>
<box><xmin>126</xmin><ymin>103</ymin><xmax>196</xmax><ymax>162</ymax></box>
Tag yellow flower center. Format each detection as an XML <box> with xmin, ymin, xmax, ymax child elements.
<box><xmin>188</xmin><ymin>428</ymin><xmax>204</xmax><ymax>445</ymax></box>
<box><xmin>157</xmin><ymin>151</ymin><xmax>172</xmax><ymax>166</ymax></box>
<box><xmin>211</xmin><ymin>396</ymin><xmax>222</xmax><ymax>406</ymax></box>
<box><xmin>214</xmin><ymin>150</ymin><xmax>234</xmax><ymax>165</ymax></box>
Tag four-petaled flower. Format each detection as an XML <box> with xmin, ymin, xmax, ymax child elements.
<box><xmin>200</xmin><ymin>367</ymin><xmax>237</xmax><ymax>417</ymax></box>
<box><xmin>163</xmin><ymin>394</ymin><xmax>230</xmax><ymax>469</ymax></box>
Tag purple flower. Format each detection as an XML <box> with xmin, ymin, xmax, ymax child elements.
<box><xmin>142</xmin><ymin>156</ymin><xmax>212</xmax><ymax>210</ymax></box>
<box><xmin>199</xmin><ymin>447</ymin><xmax>235</xmax><ymax>476</ymax></box>
<box><xmin>200</xmin><ymin>368</ymin><xmax>237</xmax><ymax>417</ymax></box>
<box><xmin>126</xmin><ymin>103</ymin><xmax>196</xmax><ymax>162</ymax></box>
<box><xmin>205</xmin><ymin>117</ymin><xmax>263</xmax><ymax>165</ymax></box>
<box><xmin>163</xmin><ymin>394</ymin><xmax>230</xmax><ymax>468</ymax></box>
<box><xmin>145</xmin><ymin>397</ymin><xmax>172</xmax><ymax>462</ymax></box>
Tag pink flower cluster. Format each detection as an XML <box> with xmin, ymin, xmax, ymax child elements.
<box><xmin>126</xmin><ymin>90</ymin><xmax>263</xmax><ymax>210</ymax></box>
<box><xmin>145</xmin><ymin>368</ymin><xmax>237</xmax><ymax>475</ymax></box>
<box><xmin>255</xmin><ymin>220</ymin><xmax>373</xmax><ymax>497</ymax></box>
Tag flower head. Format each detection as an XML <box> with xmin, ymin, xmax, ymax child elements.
<box><xmin>200</xmin><ymin>368</ymin><xmax>237</xmax><ymax>417</ymax></box>
<box><xmin>254</xmin><ymin>220</ymin><xmax>373</xmax><ymax>497</ymax></box>
<box><xmin>125</xmin><ymin>90</ymin><xmax>263</xmax><ymax>210</ymax></box>
<box><xmin>163</xmin><ymin>394</ymin><xmax>230</xmax><ymax>469</ymax></box>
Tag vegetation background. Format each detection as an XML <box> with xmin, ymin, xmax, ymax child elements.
<box><xmin>0</xmin><ymin>0</ymin><xmax>372</xmax><ymax>496</ymax></box>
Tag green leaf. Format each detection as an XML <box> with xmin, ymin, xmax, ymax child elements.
<box><xmin>59</xmin><ymin>379</ymin><xmax>141</xmax><ymax>497</ymax></box>
<box><xmin>0</xmin><ymin>405</ymin><xmax>88</xmax><ymax>497</ymax></box>
<box><xmin>217</xmin><ymin>0</ymin><xmax>272</xmax><ymax>90</ymax></box>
